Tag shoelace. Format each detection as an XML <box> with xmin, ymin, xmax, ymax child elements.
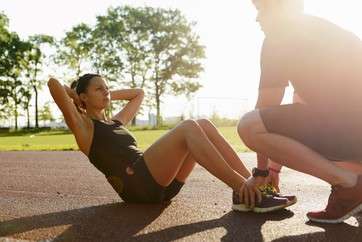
<box><xmin>259</xmin><ymin>184</ymin><xmax>278</xmax><ymax>197</ymax></box>
<box><xmin>233</xmin><ymin>184</ymin><xmax>278</xmax><ymax>204</ymax></box>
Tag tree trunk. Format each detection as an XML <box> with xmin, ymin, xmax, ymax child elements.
<box><xmin>76</xmin><ymin>61</ymin><xmax>81</xmax><ymax>77</ymax></box>
<box><xmin>131</xmin><ymin>116</ymin><xmax>137</xmax><ymax>126</ymax></box>
<box><xmin>14</xmin><ymin>104</ymin><xmax>18</xmax><ymax>131</ymax></box>
<box><xmin>130</xmin><ymin>70</ymin><xmax>137</xmax><ymax>126</ymax></box>
<box><xmin>156</xmin><ymin>95</ymin><xmax>161</xmax><ymax>128</ymax></box>
<box><xmin>155</xmin><ymin>80</ymin><xmax>161</xmax><ymax>128</ymax></box>
<box><xmin>34</xmin><ymin>85</ymin><xmax>39</xmax><ymax>128</ymax></box>
<box><xmin>155</xmin><ymin>64</ymin><xmax>162</xmax><ymax>128</ymax></box>
<box><xmin>14</xmin><ymin>88</ymin><xmax>18</xmax><ymax>130</ymax></box>
<box><xmin>27</xmin><ymin>105</ymin><xmax>30</xmax><ymax>129</ymax></box>
<box><xmin>32</xmin><ymin>65</ymin><xmax>39</xmax><ymax>129</ymax></box>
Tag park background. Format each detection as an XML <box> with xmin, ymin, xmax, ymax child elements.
<box><xmin>1</xmin><ymin>0</ymin><xmax>362</xmax><ymax>151</ymax></box>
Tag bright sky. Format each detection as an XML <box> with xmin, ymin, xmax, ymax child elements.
<box><xmin>1</xmin><ymin>0</ymin><xmax>362</xmax><ymax>125</ymax></box>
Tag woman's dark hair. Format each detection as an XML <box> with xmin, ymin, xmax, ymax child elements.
<box><xmin>71</xmin><ymin>73</ymin><xmax>101</xmax><ymax>95</ymax></box>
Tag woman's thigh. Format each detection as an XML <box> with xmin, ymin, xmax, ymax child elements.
<box><xmin>143</xmin><ymin>121</ymin><xmax>193</xmax><ymax>186</ymax></box>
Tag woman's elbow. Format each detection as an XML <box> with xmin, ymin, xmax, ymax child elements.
<box><xmin>137</xmin><ymin>88</ymin><xmax>145</xmax><ymax>99</ymax></box>
<box><xmin>47</xmin><ymin>77</ymin><xmax>58</xmax><ymax>89</ymax></box>
<box><xmin>137</xmin><ymin>88</ymin><xmax>144</xmax><ymax>95</ymax></box>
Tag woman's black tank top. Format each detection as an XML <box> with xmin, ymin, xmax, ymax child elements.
<box><xmin>87</xmin><ymin>119</ymin><xmax>143</xmax><ymax>178</ymax></box>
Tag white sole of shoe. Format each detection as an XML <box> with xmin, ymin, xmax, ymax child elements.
<box><xmin>286</xmin><ymin>197</ymin><xmax>297</xmax><ymax>206</ymax></box>
<box><xmin>231</xmin><ymin>204</ymin><xmax>252</xmax><ymax>212</ymax></box>
<box><xmin>307</xmin><ymin>203</ymin><xmax>362</xmax><ymax>224</ymax></box>
<box><xmin>252</xmin><ymin>203</ymin><xmax>291</xmax><ymax>213</ymax></box>
<box><xmin>232</xmin><ymin>200</ymin><xmax>295</xmax><ymax>213</ymax></box>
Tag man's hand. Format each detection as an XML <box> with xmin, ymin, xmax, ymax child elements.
<box><xmin>239</xmin><ymin>176</ymin><xmax>267</xmax><ymax>208</ymax></box>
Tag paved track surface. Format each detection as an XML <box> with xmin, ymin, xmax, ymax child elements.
<box><xmin>0</xmin><ymin>151</ymin><xmax>361</xmax><ymax>242</ymax></box>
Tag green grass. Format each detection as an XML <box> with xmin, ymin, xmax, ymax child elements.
<box><xmin>0</xmin><ymin>127</ymin><xmax>249</xmax><ymax>152</ymax></box>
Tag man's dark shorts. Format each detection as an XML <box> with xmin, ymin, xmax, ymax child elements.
<box><xmin>259</xmin><ymin>103</ymin><xmax>362</xmax><ymax>161</ymax></box>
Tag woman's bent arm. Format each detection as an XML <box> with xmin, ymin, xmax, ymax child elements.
<box><xmin>111</xmin><ymin>88</ymin><xmax>144</xmax><ymax>125</ymax></box>
<box><xmin>47</xmin><ymin>78</ymin><xmax>85</xmax><ymax>133</ymax></box>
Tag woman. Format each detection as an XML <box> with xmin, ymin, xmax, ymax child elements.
<box><xmin>48</xmin><ymin>73</ymin><xmax>292</xmax><ymax>212</ymax></box>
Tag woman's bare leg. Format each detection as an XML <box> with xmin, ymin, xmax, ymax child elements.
<box><xmin>174</xmin><ymin>153</ymin><xmax>195</xmax><ymax>183</ymax></box>
<box><xmin>143</xmin><ymin>120</ymin><xmax>246</xmax><ymax>191</ymax></box>
<box><xmin>197</xmin><ymin>119</ymin><xmax>251</xmax><ymax>178</ymax></box>
<box><xmin>171</xmin><ymin>119</ymin><xmax>251</xmax><ymax>183</ymax></box>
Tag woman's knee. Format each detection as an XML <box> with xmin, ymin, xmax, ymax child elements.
<box><xmin>179</xmin><ymin>119</ymin><xmax>205</xmax><ymax>140</ymax></box>
<box><xmin>178</xmin><ymin>119</ymin><xmax>200</xmax><ymax>133</ymax></box>
<box><xmin>196</xmin><ymin>118</ymin><xmax>215</xmax><ymax>132</ymax></box>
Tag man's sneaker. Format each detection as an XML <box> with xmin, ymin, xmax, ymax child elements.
<box><xmin>259</xmin><ymin>184</ymin><xmax>297</xmax><ymax>206</ymax></box>
<box><xmin>232</xmin><ymin>190</ymin><xmax>291</xmax><ymax>213</ymax></box>
<box><xmin>307</xmin><ymin>175</ymin><xmax>362</xmax><ymax>223</ymax></box>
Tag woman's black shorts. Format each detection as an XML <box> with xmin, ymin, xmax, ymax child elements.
<box><xmin>117</xmin><ymin>156</ymin><xmax>184</xmax><ymax>203</ymax></box>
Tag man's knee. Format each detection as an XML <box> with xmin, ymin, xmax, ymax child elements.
<box><xmin>237</xmin><ymin>110</ymin><xmax>260</xmax><ymax>136</ymax></box>
<box><xmin>237</xmin><ymin>110</ymin><xmax>267</xmax><ymax>145</ymax></box>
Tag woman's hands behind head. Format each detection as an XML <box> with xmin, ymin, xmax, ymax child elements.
<box><xmin>63</xmin><ymin>84</ymin><xmax>86</xmax><ymax>114</ymax></box>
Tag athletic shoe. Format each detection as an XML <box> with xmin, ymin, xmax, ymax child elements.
<box><xmin>232</xmin><ymin>190</ymin><xmax>290</xmax><ymax>213</ymax></box>
<box><xmin>307</xmin><ymin>175</ymin><xmax>362</xmax><ymax>223</ymax></box>
<box><xmin>259</xmin><ymin>184</ymin><xmax>297</xmax><ymax>206</ymax></box>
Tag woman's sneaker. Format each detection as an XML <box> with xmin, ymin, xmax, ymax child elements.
<box><xmin>232</xmin><ymin>191</ymin><xmax>252</xmax><ymax>212</ymax></box>
<box><xmin>232</xmin><ymin>190</ymin><xmax>291</xmax><ymax>213</ymax></box>
<box><xmin>259</xmin><ymin>184</ymin><xmax>297</xmax><ymax>206</ymax></box>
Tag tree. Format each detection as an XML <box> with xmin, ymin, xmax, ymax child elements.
<box><xmin>0</xmin><ymin>12</ymin><xmax>35</xmax><ymax>130</ymax></box>
<box><xmin>139</xmin><ymin>7</ymin><xmax>205</xmax><ymax>127</ymax></box>
<box><xmin>93</xmin><ymin>6</ymin><xmax>152</xmax><ymax>125</ymax></box>
<box><xmin>54</xmin><ymin>23</ymin><xmax>93</xmax><ymax>78</ymax></box>
<box><xmin>92</xmin><ymin>6</ymin><xmax>205</xmax><ymax>127</ymax></box>
<box><xmin>24</xmin><ymin>34</ymin><xmax>54</xmax><ymax>128</ymax></box>
<box><xmin>20</xmin><ymin>89</ymin><xmax>32</xmax><ymax>128</ymax></box>
<box><xmin>39</xmin><ymin>102</ymin><xmax>55</xmax><ymax>126</ymax></box>
<box><xmin>0</xmin><ymin>102</ymin><xmax>11</xmax><ymax>125</ymax></box>
<box><xmin>0</xmin><ymin>12</ymin><xmax>11</xmax><ymax>119</ymax></box>
<box><xmin>119</xmin><ymin>7</ymin><xmax>155</xmax><ymax>125</ymax></box>
<box><xmin>92</xmin><ymin>9</ymin><xmax>125</xmax><ymax>81</ymax></box>
<box><xmin>52</xmin><ymin>6</ymin><xmax>205</xmax><ymax>127</ymax></box>
<box><xmin>0</xmin><ymin>31</ymin><xmax>32</xmax><ymax>130</ymax></box>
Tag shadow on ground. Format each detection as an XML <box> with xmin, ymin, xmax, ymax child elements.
<box><xmin>272</xmin><ymin>216</ymin><xmax>362</xmax><ymax>242</ymax></box>
<box><xmin>0</xmin><ymin>203</ymin><xmax>361</xmax><ymax>241</ymax></box>
<box><xmin>0</xmin><ymin>203</ymin><xmax>294</xmax><ymax>242</ymax></box>
<box><xmin>0</xmin><ymin>202</ymin><xmax>167</xmax><ymax>241</ymax></box>
<box><xmin>132</xmin><ymin>209</ymin><xmax>295</xmax><ymax>242</ymax></box>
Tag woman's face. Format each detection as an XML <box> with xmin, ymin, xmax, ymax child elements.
<box><xmin>80</xmin><ymin>76</ymin><xmax>110</xmax><ymax>110</ymax></box>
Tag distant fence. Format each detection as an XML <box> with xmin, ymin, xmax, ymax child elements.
<box><xmin>0</xmin><ymin>96</ymin><xmax>251</xmax><ymax>129</ymax></box>
<box><xmin>194</xmin><ymin>97</ymin><xmax>250</xmax><ymax>119</ymax></box>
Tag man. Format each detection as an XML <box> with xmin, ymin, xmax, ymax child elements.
<box><xmin>237</xmin><ymin>0</ymin><xmax>362</xmax><ymax>223</ymax></box>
